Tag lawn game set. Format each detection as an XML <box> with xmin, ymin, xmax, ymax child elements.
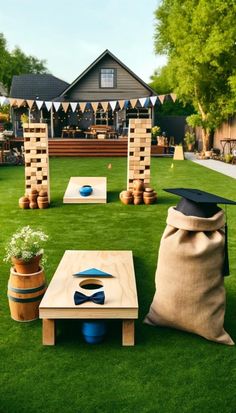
<box><xmin>7</xmin><ymin>120</ymin><xmax>235</xmax><ymax>346</ymax></box>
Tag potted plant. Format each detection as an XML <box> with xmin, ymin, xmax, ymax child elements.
<box><xmin>151</xmin><ymin>125</ymin><xmax>161</xmax><ymax>145</ymax></box>
<box><xmin>184</xmin><ymin>131</ymin><xmax>196</xmax><ymax>151</ymax></box>
<box><xmin>20</xmin><ymin>113</ymin><xmax>29</xmax><ymax>125</ymax></box>
<box><xmin>4</xmin><ymin>226</ymin><xmax>48</xmax><ymax>274</ymax></box>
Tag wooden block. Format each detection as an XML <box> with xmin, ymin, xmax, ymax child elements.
<box><xmin>42</xmin><ymin>319</ymin><xmax>56</xmax><ymax>345</ymax></box>
<box><xmin>122</xmin><ymin>320</ymin><xmax>135</xmax><ymax>346</ymax></box>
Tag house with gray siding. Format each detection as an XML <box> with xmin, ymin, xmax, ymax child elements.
<box><xmin>10</xmin><ymin>50</ymin><xmax>157</xmax><ymax>137</ymax></box>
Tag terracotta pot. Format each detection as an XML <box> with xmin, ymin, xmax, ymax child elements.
<box><xmin>29</xmin><ymin>195</ymin><xmax>38</xmax><ymax>202</ymax></box>
<box><xmin>11</xmin><ymin>255</ymin><xmax>42</xmax><ymax>274</ymax></box>
<box><xmin>39</xmin><ymin>190</ymin><xmax>48</xmax><ymax>197</ymax></box>
<box><xmin>133</xmin><ymin>197</ymin><xmax>143</xmax><ymax>205</ymax></box>
<box><xmin>133</xmin><ymin>180</ymin><xmax>144</xmax><ymax>191</ymax></box>
<box><xmin>143</xmin><ymin>196</ymin><xmax>155</xmax><ymax>205</ymax></box>
<box><xmin>37</xmin><ymin>197</ymin><xmax>49</xmax><ymax>209</ymax></box>
<box><xmin>143</xmin><ymin>191</ymin><xmax>154</xmax><ymax>198</ymax></box>
<box><xmin>119</xmin><ymin>190</ymin><xmax>133</xmax><ymax>205</ymax></box>
<box><xmin>153</xmin><ymin>191</ymin><xmax>158</xmax><ymax>201</ymax></box>
<box><xmin>29</xmin><ymin>201</ymin><xmax>38</xmax><ymax>209</ymax></box>
<box><xmin>29</xmin><ymin>189</ymin><xmax>38</xmax><ymax>202</ymax></box>
<box><xmin>133</xmin><ymin>190</ymin><xmax>143</xmax><ymax>197</ymax></box>
<box><xmin>19</xmin><ymin>196</ymin><xmax>29</xmax><ymax>209</ymax></box>
<box><xmin>145</xmin><ymin>187</ymin><xmax>153</xmax><ymax>193</ymax></box>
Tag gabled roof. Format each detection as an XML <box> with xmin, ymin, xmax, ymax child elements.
<box><xmin>10</xmin><ymin>74</ymin><xmax>69</xmax><ymax>100</ymax></box>
<box><xmin>59</xmin><ymin>49</ymin><xmax>156</xmax><ymax>98</ymax></box>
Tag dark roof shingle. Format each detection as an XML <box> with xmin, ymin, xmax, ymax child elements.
<box><xmin>10</xmin><ymin>74</ymin><xmax>69</xmax><ymax>100</ymax></box>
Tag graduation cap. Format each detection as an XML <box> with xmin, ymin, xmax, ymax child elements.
<box><xmin>164</xmin><ymin>188</ymin><xmax>236</xmax><ymax>276</ymax></box>
<box><xmin>164</xmin><ymin>188</ymin><xmax>236</xmax><ymax>218</ymax></box>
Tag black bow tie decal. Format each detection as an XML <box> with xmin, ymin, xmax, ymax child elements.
<box><xmin>74</xmin><ymin>290</ymin><xmax>105</xmax><ymax>305</ymax></box>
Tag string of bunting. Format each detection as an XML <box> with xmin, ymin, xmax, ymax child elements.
<box><xmin>0</xmin><ymin>94</ymin><xmax>177</xmax><ymax>112</ymax></box>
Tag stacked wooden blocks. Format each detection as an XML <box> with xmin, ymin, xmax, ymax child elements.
<box><xmin>23</xmin><ymin>123</ymin><xmax>50</xmax><ymax>202</ymax></box>
<box><xmin>127</xmin><ymin>119</ymin><xmax>152</xmax><ymax>190</ymax></box>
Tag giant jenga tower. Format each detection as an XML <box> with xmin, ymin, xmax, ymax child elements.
<box><xmin>127</xmin><ymin>118</ymin><xmax>152</xmax><ymax>190</ymax></box>
<box><xmin>23</xmin><ymin>123</ymin><xmax>50</xmax><ymax>202</ymax></box>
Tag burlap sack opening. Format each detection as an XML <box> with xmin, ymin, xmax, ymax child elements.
<box><xmin>144</xmin><ymin>207</ymin><xmax>234</xmax><ymax>345</ymax></box>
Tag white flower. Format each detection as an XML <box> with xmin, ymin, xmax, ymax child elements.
<box><xmin>4</xmin><ymin>226</ymin><xmax>48</xmax><ymax>263</ymax></box>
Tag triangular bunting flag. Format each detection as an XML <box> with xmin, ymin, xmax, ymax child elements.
<box><xmin>70</xmin><ymin>102</ymin><xmax>77</xmax><ymax>112</ymax></box>
<box><xmin>79</xmin><ymin>102</ymin><xmax>86</xmax><ymax>112</ymax></box>
<box><xmin>130</xmin><ymin>99</ymin><xmax>137</xmax><ymax>109</ymax></box>
<box><xmin>150</xmin><ymin>96</ymin><xmax>157</xmax><ymax>106</ymax></box>
<box><xmin>53</xmin><ymin>102</ymin><xmax>61</xmax><ymax>112</ymax></box>
<box><xmin>101</xmin><ymin>101</ymin><xmax>108</xmax><ymax>112</ymax></box>
<box><xmin>62</xmin><ymin>102</ymin><xmax>69</xmax><ymax>112</ymax></box>
<box><xmin>36</xmin><ymin>100</ymin><xmax>44</xmax><ymax>110</ymax></box>
<box><xmin>158</xmin><ymin>95</ymin><xmax>165</xmax><ymax>104</ymax></box>
<box><xmin>109</xmin><ymin>101</ymin><xmax>117</xmax><ymax>112</ymax></box>
<box><xmin>91</xmin><ymin>102</ymin><xmax>98</xmax><ymax>112</ymax></box>
<box><xmin>8</xmin><ymin>98</ymin><xmax>17</xmax><ymax>107</ymax></box>
<box><xmin>27</xmin><ymin>100</ymin><xmax>34</xmax><ymax>110</ymax></box>
<box><xmin>45</xmin><ymin>101</ymin><xmax>52</xmax><ymax>111</ymax></box>
<box><xmin>16</xmin><ymin>99</ymin><xmax>24</xmax><ymax>107</ymax></box>
<box><xmin>73</xmin><ymin>268</ymin><xmax>113</xmax><ymax>278</ymax></box>
<box><xmin>0</xmin><ymin>96</ymin><xmax>7</xmax><ymax>106</ymax></box>
<box><xmin>139</xmin><ymin>97</ymin><xmax>147</xmax><ymax>107</ymax></box>
<box><xmin>118</xmin><ymin>100</ymin><xmax>125</xmax><ymax>110</ymax></box>
<box><xmin>170</xmin><ymin>93</ymin><xmax>177</xmax><ymax>102</ymax></box>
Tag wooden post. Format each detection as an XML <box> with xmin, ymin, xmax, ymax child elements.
<box><xmin>42</xmin><ymin>319</ymin><xmax>55</xmax><ymax>345</ymax></box>
<box><xmin>50</xmin><ymin>106</ymin><xmax>54</xmax><ymax>138</ymax></box>
<box><xmin>122</xmin><ymin>320</ymin><xmax>135</xmax><ymax>346</ymax></box>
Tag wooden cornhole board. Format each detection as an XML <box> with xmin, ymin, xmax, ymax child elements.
<box><xmin>39</xmin><ymin>250</ymin><xmax>138</xmax><ymax>346</ymax></box>
<box><xmin>63</xmin><ymin>177</ymin><xmax>107</xmax><ymax>203</ymax></box>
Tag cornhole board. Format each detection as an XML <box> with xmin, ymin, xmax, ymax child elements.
<box><xmin>39</xmin><ymin>250</ymin><xmax>138</xmax><ymax>346</ymax></box>
<box><xmin>63</xmin><ymin>177</ymin><xmax>107</xmax><ymax>203</ymax></box>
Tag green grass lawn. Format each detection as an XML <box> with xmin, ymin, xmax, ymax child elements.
<box><xmin>1</xmin><ymin>157</ymin><xmax>236</xmax><ymax>413</ymax></box>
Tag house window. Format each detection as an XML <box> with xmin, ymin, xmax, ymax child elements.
<box><xmin>100</xmin><ymin>68</ymin><xmax>116</xmax><ymax>88</ymax></box>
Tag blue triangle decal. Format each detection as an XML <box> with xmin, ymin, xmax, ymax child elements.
<box><xmin>73</xmin><ymin>267</ymin><xmax>113</xmax><ymax>277</ymax></box>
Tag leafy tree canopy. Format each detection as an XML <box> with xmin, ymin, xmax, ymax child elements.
<box><xmin>154</xmin><ymin>0</ymin><xmax>236</xmax><ymax>150</ymax></box>
<box><xmin>149</xmin><ymin>65</ymin><xmax>195</xmax><ymax>115</ymax></box>
<box><xmin>0</xmin><ymin>33</ymin><xmax>48</xmax><ymax>93</ymax></box>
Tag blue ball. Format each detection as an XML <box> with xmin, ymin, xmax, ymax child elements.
<box><xmin>79</xmin><ymin>185</ymin><xmax>93</xmax><ymax>197</ymax></box>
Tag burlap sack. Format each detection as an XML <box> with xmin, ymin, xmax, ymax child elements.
<box><xmin>145</xmin><ymin>207</ymin><xmax>234</xmax><ymax>345</ymax></box>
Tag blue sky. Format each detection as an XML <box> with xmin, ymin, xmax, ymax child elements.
<box><xmin>0</xmin><ymin>0</ymin><xmax>166</xmax><ymax>84</ymax></box>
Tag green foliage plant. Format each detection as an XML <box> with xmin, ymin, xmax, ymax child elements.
<box><xmin>151</xmin><ymin>125</ymin><xmax>161</xmax><ymax>138</ymax></box>
<box><xmin>184</xmin><ymin>131</ymin><xmax>196</xmax><ymax>147</ymax></box>
<box><xmin>20</xmin><ymin>113</ymin><xmax>29</xmax><ymax>124</ymax></box>
<box><xmin>4</xmin><ymin>226</ymin><xmax>48</xmax><ymax>263</ymax></box>
<box><xmin>154</xmin><ymin>0</ymin><xmax>236</xmax><ymax>151</ymax></box>
<box><xmin>0</xmin><ymin>33</ymin><xmax>48</xmax><ymax>92</ymax></box>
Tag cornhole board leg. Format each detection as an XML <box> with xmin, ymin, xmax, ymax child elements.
<box><xmin>122</xmin><ymin>320</ymin><xmax>135</xmax><ymax>346</ymax></box>
<box><xmin>42</xmin><ymin>319</ymin><xmax>55</xmax><ymax>345</ymax></box>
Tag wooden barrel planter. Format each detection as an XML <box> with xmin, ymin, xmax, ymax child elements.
<box><xmin>8</xmin><ymin>266</ymin><xmax>46</xmax><ymax>322</ymax></box>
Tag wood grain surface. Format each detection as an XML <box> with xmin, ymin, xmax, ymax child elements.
<box><xmin>63</xmin><ymin>177</ymin><xmax>107</xmax><ymax>203</ymax></box>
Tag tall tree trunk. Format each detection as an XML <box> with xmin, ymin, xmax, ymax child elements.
<box><xmin>202</xmin><ymin>128</ymin><xmax>210</xmax><ymax>152</ymax></box>
<box><xmin>197</xmin><ymin>101</ymin><xmax>211</xmax><ymax>152</ymax></box>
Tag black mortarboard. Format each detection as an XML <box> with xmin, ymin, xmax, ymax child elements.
<box><xmin>164</xmin><ymin>188</ymin><xmax>236</xmax><ymax>205</ymax></box>
<box><xmin>164</xmin><ymin>188</ymin><xmax>236</xmax><ymax>218</ymax></box>
<box><xmin>164</xmin><ymin>188</ymin><xmax>236</xmax><ymax>276</ymax></box>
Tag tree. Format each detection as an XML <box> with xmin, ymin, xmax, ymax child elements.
<box><xmin>154</xmin><ymin>0</ymin><xmax>236</xmax><ymax>151</ymax></box>
<box><xmin>0</xmin><ymin>33</ymin><xmax>48</xmax><ymax>93</ymax></box>
<box><xmin>149</xmin><ymin>65</ymin><xmax>195</xmax><ymax>116</ymax></box>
